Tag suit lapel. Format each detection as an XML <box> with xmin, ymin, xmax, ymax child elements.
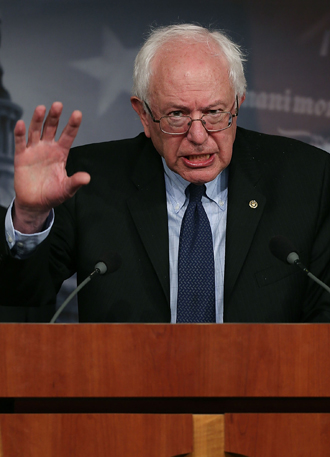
<box><xmin>126</xmin><ymin>139</ymin><xmax>170</xmax><ymax>305</ymax></box>
<box><xmin>125</xmin><ymin>130</ymin><xmax>267</xmax><ymax>308</ymax></box>
<box><xmin>224</xmin><ymin>130</ymin><xmax>267</xmax><ymax>302</ymax></box>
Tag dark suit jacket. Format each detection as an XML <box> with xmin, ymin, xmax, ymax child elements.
<box><xmin>1</xmin><ymin>127</ymin><xmax>330</xmax><ymax>322</ymax></box>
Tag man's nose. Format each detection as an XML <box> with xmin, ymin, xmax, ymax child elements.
<box><xmin>186</xmin><ymin>118</ymin><xmax>208</xmax><ymax>144</ymax></box>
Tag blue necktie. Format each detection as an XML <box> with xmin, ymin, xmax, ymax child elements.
<box><xmin>177</xmin><ymin>183</ymin><xmax>216</xmax><ymax>323</ymax></box>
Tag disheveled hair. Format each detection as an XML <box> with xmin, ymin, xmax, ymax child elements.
<box><xmin>132</xmin><ymin>24</ymin><xmax>247</xmax><ymax>103</ymax></box>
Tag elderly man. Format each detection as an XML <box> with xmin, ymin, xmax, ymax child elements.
<box><xmin>1</xmin><ymin>24</ymin><xmax>330</xmax><ymax>322</ymax></box>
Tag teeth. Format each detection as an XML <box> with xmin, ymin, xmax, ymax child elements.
<box><xmin>188</xmin><ymin>154</ymin><xmax>210</xmax><ymax>161</ymax></box>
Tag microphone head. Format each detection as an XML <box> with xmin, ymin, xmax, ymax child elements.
<box><xmin>94</xmin><ymin>261</ymin><xmax>108</xmax><ymax>275</ymax></box>
<box><xmin>94</xmin><ymin>252</ymin><xmax>122</xmax><ymax>275</ymax></box>
<box><xmin>269</xmin><ymin>235</ymin><xmax>300</xmax><ymax>265</ymax></box>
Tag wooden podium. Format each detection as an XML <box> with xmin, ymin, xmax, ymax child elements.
<box><xmin>0</xmin><ymin>323</ymin><xmax>329</xmax><ymax>456</ymax></box>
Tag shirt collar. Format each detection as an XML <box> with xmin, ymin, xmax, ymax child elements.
<box><xmin>162</xmin><ymin>158</ymin><xmax>228</xmax><ymax>213</ymax></box>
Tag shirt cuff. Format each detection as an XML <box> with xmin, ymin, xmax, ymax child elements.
<box><xmin>5</xmin><ymin>199</ymin><xmax>54</xmax><ymax>258</ymax></box>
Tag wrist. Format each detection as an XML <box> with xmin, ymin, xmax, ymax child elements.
<box><xmin>12</xmin><ymin>201</ymin><xmax>51</xmax><ymax>234</ymax></box>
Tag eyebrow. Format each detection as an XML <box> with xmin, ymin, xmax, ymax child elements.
<box><xmin>163</xmin><ymin>100</ymin><xmax>228</xmax><ymax>113</ymax></box>
<box><xmin>204</xmin><ymin>100</ymin><xmax>227</xmax><ymax>110</ymax></box>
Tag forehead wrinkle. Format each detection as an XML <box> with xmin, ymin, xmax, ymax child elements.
<box><xmin>161</xmin><ymin>98</ymin><xmax>229</xmax><ymax>112</ymax></box>
<box><xmin>151</xmin><ymin>50</ymin><xmax>228</xmax><ymax>84</ymax></box>
<box><xmin>148</xmin><ymin>41</ymin><xmax>235</xmax><ymax>117</ymax></box>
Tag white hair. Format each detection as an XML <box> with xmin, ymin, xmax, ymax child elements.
<box><xmin>132</xmin><ymin>24</ymin><xmax>247</xmax><ymax>103</ymax></box>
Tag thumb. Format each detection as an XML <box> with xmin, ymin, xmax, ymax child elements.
<box><xmin>65</xmin><ymin>172</ymin><xmax>91</xmax><ymax>198</ymax></box>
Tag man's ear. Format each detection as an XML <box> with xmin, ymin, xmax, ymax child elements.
<box><xmin>131</xmin><ymin>97</ymin><xmax>151</xmax><ymax>138</ymax></box>
<box><xmin>239</xmin><ymin>93</ymin><xmax>246</xmax><ymax>108</ymax></box>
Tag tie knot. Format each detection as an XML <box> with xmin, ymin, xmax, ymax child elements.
<box><xmin>188</xmin><ymin>183</ymin><xmax>205</xmax><ymax>203</ymax></box>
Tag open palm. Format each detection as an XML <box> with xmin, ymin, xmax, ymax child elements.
<box><xmin>13</xmin><ymin>103</ymin><xmax>90</xmax><ymax>233</ymax></box>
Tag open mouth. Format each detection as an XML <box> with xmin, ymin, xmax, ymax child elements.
<box><xmin>182</xmin><ymin>153</ymin><xmax>215</xmax><ymax>167</ymax></box>
<box><xmin>187</xmin><ymin>154</ymin><xmax>210</xmax><ymax>161</ymax></box>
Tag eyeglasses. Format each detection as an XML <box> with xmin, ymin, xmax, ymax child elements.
<box><xmin>144</xmin><ymin>96</ymin><xmax>239</xmax><ymax>135</ymax></box>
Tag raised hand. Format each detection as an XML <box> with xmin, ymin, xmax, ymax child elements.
<box><xmin>13</xmin><ymin>102</ymin><xmax>91</xmax><ymax>233</ymax></box>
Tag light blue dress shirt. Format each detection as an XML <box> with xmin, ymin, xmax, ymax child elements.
<box><xmin>162</xmin><ymin>158</ymin><xmax>228</xmax><ymax>323</ymax></box>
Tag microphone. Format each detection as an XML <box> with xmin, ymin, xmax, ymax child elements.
<box><xmin>50</xmin><ymin>252</ymin><xmax>121</xmax><ymax>323</ymax></box>
<box><xmin>269</xmin><ymin>236</ymin><xmax>330</xmax><ymax>294</ymax></box>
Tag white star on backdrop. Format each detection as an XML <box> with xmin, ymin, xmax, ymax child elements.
<box><xmin>70</xmin><ymin>27</ymin><xmax>140</xmax><ymax>116</ymax></box>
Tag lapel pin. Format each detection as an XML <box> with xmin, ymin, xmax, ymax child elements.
<box><xmin>249</xmin><ymin>200</ymin><xmax>258</xmax><ymax>209</ymax></box>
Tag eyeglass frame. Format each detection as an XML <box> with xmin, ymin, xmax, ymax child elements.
<box><xmin>143</xmin><ymin>96</ymin><xmax>239</xmax><ymax>135</ymax></box>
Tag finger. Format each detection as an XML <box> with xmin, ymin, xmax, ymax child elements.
<box><xmin>41</xmin><ymin>101</ymin><xmax>64</xmax><ymax>141</ymax></box>
<box><xmin>65</xmin><ymin>172</ymin><xmax>91</xmax><ymax>199</ymax></box>
<box><xmin>14</xmin><ymin>120</ymin><xmax>27</xmax><ymax>155</ymax></box>
<box><xmin>27</xmin><ymin>105</ymin><xmax>47</xmax><ymax>147</ymax></box>
<box><xmin>57</xmin><ymin>110</ymin><xmax>83</xmax><ymax>151</ymax></box>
